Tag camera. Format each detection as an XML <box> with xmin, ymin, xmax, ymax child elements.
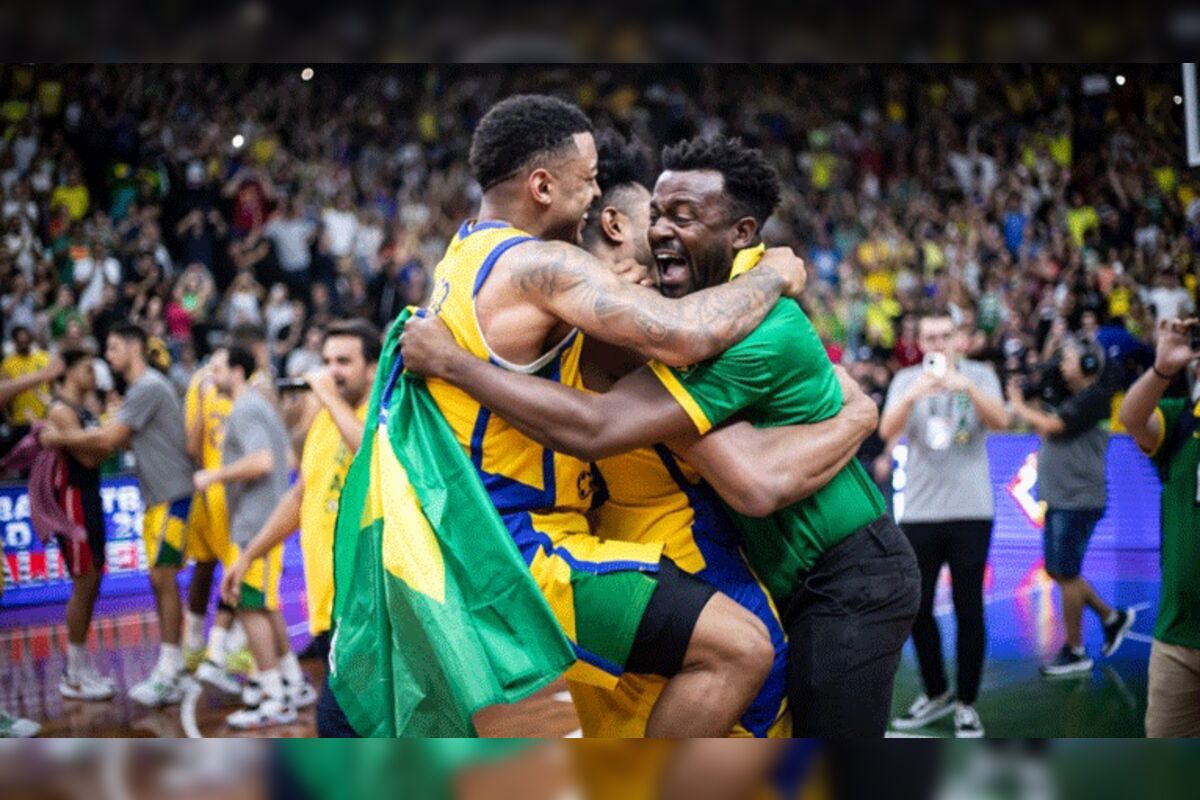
<box><xmin>1020</xmin><ymin>355</ymin><xmax>1069</xmax><ymax>407</ymax></box>
<box><xmin>1190</xmin><ymin>325</ymin><xmax>1200</xmax><ymax>353</ymax></box>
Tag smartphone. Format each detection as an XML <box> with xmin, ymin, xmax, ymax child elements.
<box><xmin>275</xmin><ymin>377</ymin><xmax>311</xmax><ymax>393</ymax></box>
<box><xmin>1190</xmin><ymin>326</ymin><xmax>1200</xmax><ymax>352</ymax></box>
<box><xmin>923</xmin><ymin>352</ymin><xmax>947</xmax><ymax>378</ymax></box>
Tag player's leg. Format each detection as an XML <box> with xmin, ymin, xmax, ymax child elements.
<box><xmin>227</xmin><ymin>546</ymin><xmax>297</xmax><ymax>729</ymax></box>
<box><xmin>270</xmin><ymin>605</ymin><xmax>318</xmax><ymax>709</ymax></box>
<box><xmin>633</xmin><ymin>563</ymin><xmax>774</xmax><ymax>737</ymax></box>
<box><xmin>60</xmin><ymin>558</ymin><xmax>111</xmax><ymax>701</ymax></box>
<box><xmin>131</xmin><ymin>499</ymin><xmax>191</xmax><ymax>707</ymax></box>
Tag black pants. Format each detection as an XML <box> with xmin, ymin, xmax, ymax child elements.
<box><xmin>315</xmin><ymin>673</ymin><xmax>359</xmax><ymax>738</ymax></box>
<box><xmin>901</xmin><ymin>519</ymin><xmax>993</xmax><ymax>705</ymax></box>
<box><xmin>784</xmin><ymin>516</ymin><xmax>921</xmax><ymax>737</ymax></box>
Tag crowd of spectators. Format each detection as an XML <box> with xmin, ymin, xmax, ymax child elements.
<box><xmin>1</xmin><ymin>64</ymin><xmax>1197</xmax><ymax>459</ymax></box>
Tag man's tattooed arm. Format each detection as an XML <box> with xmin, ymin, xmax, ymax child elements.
<box><xmin>505</xmin><ymin>240</ymin><xmax>806</xmax><ymax>367</ymax></box>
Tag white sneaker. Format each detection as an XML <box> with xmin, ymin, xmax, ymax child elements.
<box><xmin>0</xmin><ymin>709</ymin><xmax>40</xmax><ymax>738</ymax></box>
<box><xmin>954</xmin><ymin>703</ymin><xmax>985</xmax><ymax>738</ymax></box>
<box><xmin>129</xmin><ymin>670</ymin><xmax>185</xmax><ymax>707</ymax></box>
<box><xmin>226</xmin><ymin>697</ymin><xmax>297</xmax><ymax>730</ymax></box>
<box><xmin>196</xmin><ymin>660</ymin><xmax>243</xmax><ymax>696</ymax></box>
<box><xmin>241</xmin><ymin>679</ymin><xmax>263</xmax><ymax>708</ymax></box>
<box><xmin>59</xmin><ymin>668</ymin><xmax>116</xmax><ymax>701</ymax></box>
<box><xmin>284</xmin><ymin>677</ymin><xmax>319</xmax><ymax>709</ymax></box>
<box><xmin>891</xmin><ymin>690</ymin><xmax>955</xmax><ymax>731</ymax></box>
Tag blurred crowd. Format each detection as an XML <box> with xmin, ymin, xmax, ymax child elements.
<box><xmin>1</xmin><ymin>64</ymin><xmax>1197</xmax><ymax>455</ymax></box>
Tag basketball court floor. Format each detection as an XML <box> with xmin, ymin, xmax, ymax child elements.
<box><xmin>0</xmin><ymin>536</ymin><xmax>1158</xmax><ymax>738</ymax></box>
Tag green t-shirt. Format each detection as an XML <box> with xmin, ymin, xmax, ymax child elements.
<box><xmin>650</xmin><ymin>299</ymin><xmax>886</xmax><ymax>602</ymax></box>
<box><xmin>1149</xmin><ymin>398</ymin><xmax>1200</xmax><ymax>648</ymax></box>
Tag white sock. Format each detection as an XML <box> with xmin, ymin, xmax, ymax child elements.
<box><xmin>67</xmin><ymin>643</ymin><xmax>88</xmax><ymax>676</ymax></box>
<box><xmin>185</xmin><ymin>612</ymin><xmax>207</xmax><ymax>650</ymax></box>
<box><xmin>226</xmin><ymin>621</ymin><xmax>248</xmax><ymax>652</ymax></box>
<box><xmin>1070</xmin><ymin>645</ymin><xmax>1086</xmax><ymax>657</ymax></box>
<box><xmin>257</xmin><ymin>668</ymin><xmax>284</xmax><ymax>703</ymax></box>
<box><xmin>1104</xmin><ymin>610</ymin><xmax>1119</xmax><ymax>626</ymax></box>
<box><xmin>158</xmin><ymin>644</ymin><xmax>184</xmax><ymax>676</ymax></box>
<box><xmin>279</xmin><ymin>652</ymin><xmax>303</xmax><ymax>685</ymax></box>
<box><xmin>207</xmin><ymin>624</ymin><xmax>229</xmax><ymax>664</ymax></box>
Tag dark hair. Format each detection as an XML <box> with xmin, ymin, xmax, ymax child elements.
<box><xmin>660</xmin><ymin>135</ymin><xmax>781</xmax><ymax>228</ymax></box>
<box><xmin>324</xmin><ymin>319</ymin><xmax>382</xmax><ymax>365</ymax></box>
<box><xmin>469</xmin><ymin>94</ymin><xmax>593</xmax><ymax>191</ymax></box>
<box><xmin>11</xmin><ymin>325</ymin><xmax>30</xmax><ymax>339</ymax></box>
<box><xmin>226</xmin><ymin>344</ymin><xmax>257</xmax><ymax>381</ymax></box>
<box><xmin>109</xmin><ymin>322</ymin><xmax>148</xmax><ymax>350</ymax></box>
<box><xmin>230</xmin><ymin>322</ymin><xmax>266</xmax><ymax>347</ymax></box>
<box><xmin>60</xmin><ymin>348</ymin><xmax>91</xmax><ymax>371</ymax></box>
<box><xmin>583</xmin><ymin>130</ymin><xmax>653</xmax><ymax>246</ymax></box>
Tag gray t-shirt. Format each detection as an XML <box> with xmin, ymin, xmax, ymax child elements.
<box><xmin>884</xmin><ymin>359</ymin><xmax>1002</xmax><ymax>523</ymax></box>
<box><xmin>222</xmin><ymin>389</ymin><xmax>290</xmax><ymax>545</ymax></box>
<box><xmin>117</xmin><ymin>369</ymin><xmax>193</xmax><ymax>506</ymax></box>
<box><xmin>1038</xmin><ymin>382</ymin><xmax>1112</xmax><ymax>510</ymax></box>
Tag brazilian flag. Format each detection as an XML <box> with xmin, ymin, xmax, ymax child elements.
<box><xmin>329</xmin><ymin>309</ymin><xmax>574</xmax><ymax>736</ymax></box>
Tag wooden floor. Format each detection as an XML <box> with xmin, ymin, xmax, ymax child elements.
<box><xmin>1</xmin><ymin>605</ymin><xmax>581</xmax><ymax>738</ymax></box>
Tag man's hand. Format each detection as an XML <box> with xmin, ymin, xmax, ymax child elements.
<box><xmin>37</xmin><ymin>426</ymin><xmax>64</xmax><ymax>449</ymax></box>
<box><xmin>304</xmin><ymin>367</ymin><xmax>340</xmax><ymax>407</ymax></box>
<box><xmin>833</xmin><ymin>366</ymin><xmax>880</xmax><ymax>431</ymax></box>
<box><xmin>909</xmin><ymin>368</ymin><xmax>946</xmax><ymax>401</ymax></box>
<box><xmin>39</xmin><ymin>356</ymin><xmax>64</xmax><ymax>383</ymax></box>
<box><xmin>756</xmin><ymin>247</ymin><xmax>807</xmax><ymax>299</ymax></box>
<box><xmin>1005</xmin><ymin>377</ymin><xmax>1027</xmax><ymax>409</ymax></box>
<box><xmin>1154</xmin><ymin>317</ymin><xmax>1200</xmax><ymax>377</ymax></box>
<box><xmin>220</xmin><ymin>556</ymin><xmax>248</xmax><ymax>607</ymax></box>
<box><xmin>940</xmin><ymin>362</ymin><xmax>973</xmax><ymax>394</ymax></box>
<box><xmin>400</xmin><ymin>315</ymin><xmax>468</xmax><ymax>379</ymax></box>
<box><xmin>611</xmin><ymin>258</ymin><xmax>656</xmax><ymax>288</ymax></box>
<box><xmin>193</xmin><ymin>469</ymin><xmax>218</xmax><ymax>493</ymax></box>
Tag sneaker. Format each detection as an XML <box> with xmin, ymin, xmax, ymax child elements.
<box><xmin>225</xmin><ymin>646</ymin><xmax>255</xmax><ymax>677</ymax></box>
<box><xmin>196</xmin><ymin>660</ymin><xmax>243</xmax><ymax>696</ymax></box>
<box><xmin>226</xmin><ymin>697</ymin><xmax>297</xmax><ymax>730</ymax></box>
<box><xmin>284</xmin><ymin>677</ymin><xmax>319</xmax><ymax>709</ymax></box>
<box><xmin>129</xmin><ymin>670</ymin><xmax>185</xmax><ymax>707</ymax></box>
<box><xmin>241</xmin><ymin>679</ymin><xmax>264</xmax><ymax>709</ymax></box>
<box><xmin>953</xmin><ymin>704</ymin><xmax>985</xmax><ymax>738</ymax></box>
<box><xmin>184</xmin><ymin>645</ymin><xmax>207</xmax><ymax>673</ymax></box>
<box><xmin>0</xmin><ymin>709</ymin><xmax>40</xmax><ymax>738</ymax></box>
<box><xmin>1040</xmin><ymin>645</ymin><xmax>1094</xmax><ymax>677</ymax></box>
<box><xmin>891</xmin><ymin>690</ymin><xmax>955</xmax><ymax>731</ymax></box>
<box><xmin>1102</xmin><ymin>607</ymin><xmax>1137</xmax><ymax>658</ymax></box>
<box><xmin>59</xmin><ymin>668</ymin><xmax>116</xmax><ymax>701</ymax></box>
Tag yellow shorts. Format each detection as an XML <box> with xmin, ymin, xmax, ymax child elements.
<box><xmin>228</xmin><ymin>541</ymin><xmax>284</xmax><ymax>611</ymax></box>
<box><xmin>186</xmin><ymin>486</ymin><xmax>232</xmax><ymax>565</ymax></box>
<box><xmin>142</xmin><ymin>496</ymin><xmax>192</xmax><ymax>568</ymax></box>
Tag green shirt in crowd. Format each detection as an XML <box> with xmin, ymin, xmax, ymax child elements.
<box><xmin>1149</xmin><ymin>397</ymin><xmax>1200</xmax><ymax>649</ymax></box>
<box><xmin>650</xmin><ymin>298</ymin><xmax>886</xmax><ymax>603</ymax></box>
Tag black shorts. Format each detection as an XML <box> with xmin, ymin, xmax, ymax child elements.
<box><xmin>624</xmin><ymin>557</ymin><xmax>717</xmax><ymax>678</ymax></box>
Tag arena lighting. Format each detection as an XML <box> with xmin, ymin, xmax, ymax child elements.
<box><xmin>231</xmin><ymin>134</ymin><xmax>245</xmax><ymax>149</ymax></box>
<box><xmin>1115</xmin><ymin>74</ymin><xmax>1126</xmax><ymax>86</ymax></box>
<box><xmin>1177</xmin><ymin>95</ymin><xmax>1185</xmax><ymax>105</ymax></box>
<box><xmin>301</xmin><ymin>67</ymin><xmax>314</xmax><ymax>81</ymax></box>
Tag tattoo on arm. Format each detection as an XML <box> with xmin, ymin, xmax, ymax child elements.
<box><xmin>510</xmin><ymin>241</ymin><xmax>785</xmax><ymax>365</ymax></box>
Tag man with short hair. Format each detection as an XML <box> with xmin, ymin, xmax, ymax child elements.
<box><xmin>194</xmin><ymin>344</ymin><xmax>309</xmax><ymax>729</ymax></box>
<box><xmin>880</xmin><ymin>312</ymin><xmax>1009</xmax><ymax>738</ymax></box>
<box><xmin>1</xmin><ymin>326</ymin><xmax>51</xmax><ymax>432</ymax></box>
<box><xmin>43</xmin><ymin>349</ymin><xmax>115</xmax><ymax>701</ymax></box>
<box><xmin>40</xmin><ymin>322</ymin><xmax>196</xmax><ymax>707</ymax></box>
<box><xmin>402</xmin><ymin>134</ymin><xmax>919</xmax><ymax>738</ymax></box>
<box><xmin>1119</xmin><ymin>318</ymin><xmax>1200</xmax><ymax>737</ymax></box>
<box><xmin>1008</xmin><ymin>337</ymin><xmax>1136</xmax><ymax>676</ymax></box>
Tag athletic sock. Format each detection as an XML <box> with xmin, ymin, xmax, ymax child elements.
<box><xmin>185</xmin><ymin>612</ymin><xmax>207</xmax><ymax>650</ymax></box>
<box><xmin>1070</xmin><ymin>645</ymin><xmax>1086</xmax><ymax>657</ymax></box>
<box><xmin>158</xmin><ymin>644</ymin><xmax>184</xmax><ymax>676</ymax></box>
<box><xmin>207</xmin><ymin>624</ymin><xmax>229</xmax><ymax>664</ymax></box>
<box><xmin>1104</xmin><ymin>610</ymin><xmax>1119</xmax><ymax>626</ymax></box>
<box><xmin>279</xmin><ymin>652</ymin><xmax>303</xmax><ymax>686</ymax></box>
<box><xmin>67</xmin><ymin>643</ymin><xmax>88</xmax><ymax>677</ymax></box>
<box><xmin>258</xmin><ymin>668</ymin><xmax>284</xmax><ymax>704</ymax></box>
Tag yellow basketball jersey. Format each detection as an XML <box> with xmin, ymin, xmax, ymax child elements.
<box><xmin>425</xmin><ymin>221</ymin><xmax>599</xmax><ymax>525</ymax></box>
<box><xmin>300</xmin><ymin>403</ymin><xmax>368</xmax><ymax>635</ymax></box>
<box><xmin>184</xmin><ymin>378</ymin><xmax>232</xmax><ymax>470</ymax></box>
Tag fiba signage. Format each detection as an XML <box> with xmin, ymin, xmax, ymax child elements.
<box><xmin>894</xmin><ymin>433</ymin><xmax>1161</xmax><ymax>550</ymax></box>
<box><xmin>1</xmin><ymin>475</ymin><xmax>151</xmax><ymax>606</ymax></box>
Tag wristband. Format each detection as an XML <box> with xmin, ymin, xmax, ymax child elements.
<box><xmin>1152</xmin><ymin>365</ymin><xmax>1179</xmax><ymax>381</ymax></box>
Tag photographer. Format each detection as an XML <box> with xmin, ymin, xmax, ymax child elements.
<box><xmin>881</xmin><ymin>312</ymin><xmax>1009</xmax><ymax>738</ymax></box>
<box><xmin>1007</xmin><ymin>338</ymin><xmax>1136</xmax><ymax>677</ymax></box>
<box><xmin>1118</xmin><ymin>318</ymin><xmax>1200</xmax><ymax>738</ymax></box>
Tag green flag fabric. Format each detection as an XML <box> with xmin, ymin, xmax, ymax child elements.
<box><xmin>329</xmin><ymin>308</ymin><xmax>574</xmax><ymax>736</ymax></box>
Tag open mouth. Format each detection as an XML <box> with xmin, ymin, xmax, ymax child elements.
<box><xmin>655</xmin><ymin>251</ymin><xmax>690</xmax><ymax>286</ymax></box>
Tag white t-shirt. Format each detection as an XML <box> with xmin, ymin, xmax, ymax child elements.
<box><xmin>321</xmin><ymin>208</ymin><xmax>358</xmax><ymax>258</ymax></box>
<box><xmin>266</xmin><ymin>217</ymin><xmax>316</xmax><ymax>272</ymax></box>
<box><xmin>74</xmin><ymin>256</ymin><xmax>122</xmax><ymax>315</ymax></box>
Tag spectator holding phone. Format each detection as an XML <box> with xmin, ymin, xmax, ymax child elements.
<box><xmin>880</xmin><ymin>312</ymin><xmax>1009</xmax><ymax>737</ymax></box>
<box><xmin>1119</xmin><ymin>318</ymin><xmax>1200</xmax><ymax>737</ymax></box>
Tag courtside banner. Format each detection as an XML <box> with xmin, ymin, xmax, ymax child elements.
<box><xmin>1</xmin><ymin>474</ymin><xmax>306</xmax><ymax>607</ymax></box>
